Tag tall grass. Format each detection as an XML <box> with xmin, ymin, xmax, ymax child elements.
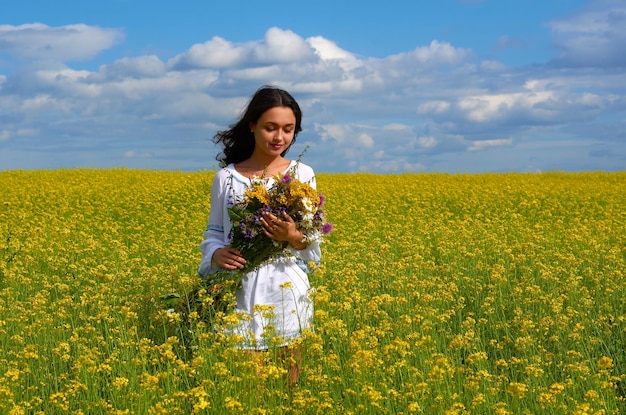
<box><xmin>0</xmin><ymin>169</ymin><xmax>624</xmax><ymax>414</ymax></box>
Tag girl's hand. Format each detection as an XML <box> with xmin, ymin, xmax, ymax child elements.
<box><xmin>212</xmin><ymin>246</ymin><xmax>246</xmax><ymax>270</ymax></box>
<box><xmin>261</xmin><ymin>211</ymin><xmax>303</xmax><ymax>246</ymax></box>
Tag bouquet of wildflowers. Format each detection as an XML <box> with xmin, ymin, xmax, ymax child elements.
<box><xmin>227</xmin><ymin>165</ymin><xmax>332</xmax><ymax>272</ymax></box>
<box><xmin>169</xmin><ymin>160</ymin><xmax>332</xmax><ymax>337</ymax></box>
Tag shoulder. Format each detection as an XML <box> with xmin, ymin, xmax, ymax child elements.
<box><xmin>213</xmin><ymin>165</ymin><xmax>233</xmax><ymax>181</ymax></box>
<box><xmin>210</xmin><ymin>166</ymin><xmax>235</xmax><ymax>191</ymax></box>
<box><xmin>294</xmin><ymin>161</ymin><xmax>315</xmax><ymax>182</ymax></box>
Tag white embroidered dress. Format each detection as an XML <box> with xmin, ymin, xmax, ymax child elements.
<box><xmin>198</xmin><ymin>160</ymin><xmax>320</xmax><ymax>350</ymax></box>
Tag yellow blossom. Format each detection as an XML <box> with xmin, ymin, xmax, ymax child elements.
<box><xmin>596</xmin><ymin>356</ymin><xmax>613</xmax><ymax>370</ymax></box>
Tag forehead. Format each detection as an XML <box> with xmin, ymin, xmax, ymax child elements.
<box><xmin>258</xmin><ymin>106</ymin><xmax>296</xmax><ymax>125</ymax></box>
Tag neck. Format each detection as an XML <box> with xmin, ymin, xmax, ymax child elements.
<box><xmin>248</xmin><ymin>152</ymin><xmax>283</xmax><ymax>170</ymax></box>
<box><xmin>235</xmin><ymin>153</ymin><xmax>291</xmax><ymax>179</ymax></box>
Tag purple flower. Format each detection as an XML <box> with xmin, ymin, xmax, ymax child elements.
<box><xmin>319</xmin><ymin>194</ymin><xmax>325</xmax><ymax>206</ymax></box>
<box><xmin>322</xmin><ymin>222</ymin><xmax>334</xmax><ymax>234</ymax></box>
<box><xmin>282</xmin><ymin>174</ymin><xmax>292</xmax><ymax>184</ymax></box>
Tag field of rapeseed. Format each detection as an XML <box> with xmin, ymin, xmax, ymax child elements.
<box><xmin>0</xmin><ymin>169</ymin><xmax>624</xmax><ymax>414</ymax></box>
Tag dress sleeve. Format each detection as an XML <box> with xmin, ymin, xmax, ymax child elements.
<box><xmin>198</xmin><ymin>170</ymin><xmax>229</xmax><ymax>277</ymax></box>
<box><xmin>289</xmin><ymin>239</ymin><xmax>322</xmax><ymax>267</ymax></box>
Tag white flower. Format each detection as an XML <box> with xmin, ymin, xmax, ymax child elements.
<box><xmin>301</xmin><ymin>197</ymin><xmax>314</xmax><ymax>213</ymax></box>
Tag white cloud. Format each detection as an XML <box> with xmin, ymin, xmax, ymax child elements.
<box><xmin>468</xmin><ymin>138</ymin><xmax>514</xmax><ymax>151</ymax></box>
<box><xmin>124</xmin><ymin>150</ymin><xmax>154</xmax><ymax>158</ymax></box>
<box><xmin>382</xmin><ymin>123</ymin><xmax>412</xmax><ymax>131</ymax></box>
<box><xmin>307</xmin><ymin>36</ymin><xmax>362</xmax><ymax>72</ymax></box>
<box><xmin>388</xmin><ymin>40</ymin><xmax>473</xmax><ymax>66</ymax></box>
<box><xmin>0</xmin><ymin>23</ymin><xmax>124</xmax><ymax>62</ymax></box>
<box><xmin>168</xmin><ymin>36</ymin><xmax>247</xmax><ymax>69</ymax></box>
<box><xmin>358</xmin><ymin>133</ymin><xmax>374</xmax><ymax>148</ymax></box>
<box><xmin>254</xmin><ymin>27</ymin><xmax>316</xmax><ymax>63</ymax></box>
<box><xmin>413</xmin><ymin>40</ymin><xmax>473</xmax><ymax>64</ymax></box>
<box><xmin>20</xmin><ymin>94</ymin><xmax>69</xmax><ymax>112</ymax></box>
<box><xmin>548</xmin><ymin>0</ymin><xmax>626</xmax><ymax>68</ymax></box>
<box><xmin>480</xmin><ymin>60</ymin><xmax>507</xmax><ymax>71</ymax></box>
<box><xmin>100</xmin><ymin>55</ymin><xmax>166</xmax><ymax>79</ymax></box>
<box><xmin>316</xmin><ymin>123</ymin><xmax>351</xmax><ymax>143</ymax></box>
<box><xmin>401</xmin><ymin>162</ymin><xmax>426</xmax><ymax>172</ymax></box>
<box><xmin>308</xmin><ymin>36</ymin><xmax>355</xmax><ymax>61</ymax></box>
<box><xmin>457</xmin><ymin>91</ymin><xmax>557</xmax><ymax>122</ymax></box>
<box><xmin>168</xmin><ymin>28</ymin><xmax>346</xmax><ymax>76</ymax></box>
<box><xmin>418</xmin><ymin>136</ymin><xmax>438</xmax><ymax>148</ymax></box>
<box><xmin>418</xmin><ymin>100</ymin><xmax>451</xmax><ymax>115</ymax></box>
<box><xmin>455</xmin><ymin>86</ymin><xmax>615</xmax><ymax>125</ymax></box>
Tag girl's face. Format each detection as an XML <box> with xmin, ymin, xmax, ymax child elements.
<box><xmin>250</xmin><ymin>106</ymin><xmax>296</xmax><ymax>158</ymax></box>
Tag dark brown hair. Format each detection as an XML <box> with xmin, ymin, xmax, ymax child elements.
<box><xmin>213</xmin><ymin>85</ymin><xmax>303</xmax><ymax>165</ymax></box>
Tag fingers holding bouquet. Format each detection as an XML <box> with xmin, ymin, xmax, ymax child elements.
<box><xmin>261</xmin><ymin>211</ymin><xmax>299</xmax><ymax>242</ymax></box>
<box><xmin>213</xmin><ymin>246</ymin><xmax>247</xmax><ymax>270</ymax></box>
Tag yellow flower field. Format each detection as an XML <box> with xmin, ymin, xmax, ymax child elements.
<box><xmin>0</xmin><ymin>169</ymin><xmax>624</xmax><ymax>414</ymax></box>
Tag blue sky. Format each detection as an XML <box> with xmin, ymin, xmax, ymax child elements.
<box><xmin>1</xmin><ymin>0</ymin><xmax>625</xmax><ymax>173</ymax></box>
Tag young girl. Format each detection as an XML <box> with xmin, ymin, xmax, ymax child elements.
<box><xmin>198</xmin><ymin>86</ymin><xmax>321</xmax><ymax>382</ymax></box>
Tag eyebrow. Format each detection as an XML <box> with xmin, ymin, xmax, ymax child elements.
<box><xmin>263</xmin><ymin>121</ymin><xmax>295</xmax><ymax>127</ymax></box>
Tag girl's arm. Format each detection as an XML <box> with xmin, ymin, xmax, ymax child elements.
<box><xmin>198</xmin><ymin>171</ymin><xmax>229</xmax><ymax>277</ymax></box>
